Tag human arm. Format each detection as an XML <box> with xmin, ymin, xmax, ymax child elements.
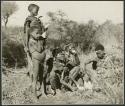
<box><xmin>37</xmin><ymin>18</ymin><xmax>49</xmax><ymax>33</ymax></box>
<box><xmin>83</xmin><ymin>57</ymin><xmax>95</xmax><ymax>73</ymax></box>
<box><xmin>74</xmin><ymin>53</ymin><xmax>80</xmax><ymax>66</ymax></box>
<box><xmin>24</xmin><ymin>19</ymin><xmax>31</xmax><ymax>50</ymax></box>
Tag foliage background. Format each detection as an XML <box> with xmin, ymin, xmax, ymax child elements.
<box><xmin>2</xmin><ymin>10</ymin><xmax>123</xmax><ymax>67</ymax></box>
<box><xmin>2</xmin><ymin>10</ymin><xmax>124</xmax><ymax>104</ymax></box>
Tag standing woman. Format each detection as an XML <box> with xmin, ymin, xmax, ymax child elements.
<box><xmin>24</xmin><ymin>4</ymin><xmax>48</xmax><ymax>99</ymax></box>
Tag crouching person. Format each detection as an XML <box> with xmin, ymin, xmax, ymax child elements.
<box><xmin>49</xmin><ymin>51</ymin><xmax>65</xmax><ymax>95</ymax></box>
<box><xmin>64</xmin><ymin>44</ymin><xmax>84</xmax><ymax>90</ymax></box>
<box><xmin>83</xmin><ymin>44</ymin><xmax>116</xmax><ymax>103</ymax></box>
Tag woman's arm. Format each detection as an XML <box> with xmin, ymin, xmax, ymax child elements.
<box><xmin>24</xmin><ymin>20</ymin><xmax>31</xmax><ymax>49</ymax></box>
<box><xmin>83</xmin><ymin>58</ymin><xmax>95</xmax><ymax>72</ymax></box>
<box><xmin>74</xmin><ymin>54</ymin><xmax>80</xmax><ymax>66</ymax></box>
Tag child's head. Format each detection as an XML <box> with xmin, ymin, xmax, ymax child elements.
<box><xmin>28</xmin><ymin>4</ymin><xmax>39</xmax><ymax>16</ymax></box>
<box><xmin>95</xmin><ymin>44</ymin><xmax>105</xmax><ymax>59</ymax></box>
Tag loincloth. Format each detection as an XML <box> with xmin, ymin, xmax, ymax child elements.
<box><xmin>29</xmin><ymin>38</ymin><xmax>45</xmax><ymax>54</ymax></box>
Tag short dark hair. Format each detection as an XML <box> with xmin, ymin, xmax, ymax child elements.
<box><xmin>95</xmin><ymin>44</ymin><xmax>104</xmax><ymax>51</ymax></box>
<box><xmin>28</xmin><ymin>4</ymin><xmax>39</xmax><ymax>12</ymax></box>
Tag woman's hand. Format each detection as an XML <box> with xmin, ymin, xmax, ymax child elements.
<box><xmin>24</xmin><ymin>47</ymin><xmax>30</xmax><ymax>53</ymax></box>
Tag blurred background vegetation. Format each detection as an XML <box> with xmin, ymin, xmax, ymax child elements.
<box><xmin>2</xmin><ymin>10</ymin><xmax>123</xmax><ymax>68</ymax></box>
<box><xmin>1</xmin><ymin>2</ymin><xmax>124</xmax><ymax>104</ymax></box>
<box><xmin>1</xmin><ymin>2</ymin><xmax>123</xmax><ymax>68</ymax></box>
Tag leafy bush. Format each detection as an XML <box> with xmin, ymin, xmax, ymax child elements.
<box><xmin>2</xmin><ymin>27</ymin><xmax>26</xmax><ymax>68</ymax></box>
<box><xmin>2</xmin><ymin>11</ymin><xmax>123</xmax><ymax>69</ymax></box>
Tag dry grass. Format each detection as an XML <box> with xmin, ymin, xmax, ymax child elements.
<box><xmin>2</xmin><ymin>71</ymin><xmax>110</xmax><ymax>105</ymax></box>
<box><xmin>2</xmin><ymin>24</ymin><xmax>124</xmax><ymax>104</ymax></box>
<box><xmin>2</xmin><ymin>50</ymin><xmax>124</xmax><ymax>105</ymax></box>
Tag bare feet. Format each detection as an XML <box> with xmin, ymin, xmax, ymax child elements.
<box><xmin>42</xmin><ymin>92</ymin><xmax>48</xmax><ymax>98</ymax></box>
<box><xmin>50</xmin><ymin>88</ymin><xmax>56</xmax><ymax>96</ymax></box>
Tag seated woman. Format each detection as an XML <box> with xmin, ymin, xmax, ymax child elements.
<box><xmin>61</xmin><ymin>44</ymin><xmax>84</xmax><ymax>91</ymax></box>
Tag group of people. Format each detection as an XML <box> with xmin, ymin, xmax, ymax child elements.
<box><xmin>24</xmin><ymin>3</ymin><xmax>116</xmax><ymax>102</ymax></box>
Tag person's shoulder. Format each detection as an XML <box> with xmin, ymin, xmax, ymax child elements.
<box><xmin>25</xmin><ymin>16</ymin><xmax>37</xmax><ymax>21</ymax></box>
<box><xmin>104</xmin><ymin>53</ymin><xmax>112</xmax><ymax>62</ymax></box>
<box><xmin>84</xmin><ymin>52</ymin><xmax>97</xmax><ymax>64</ymax></box>
<box><xmin>87</xmin><ymin>52</ymin><xmax>97</xmax><ymax>60</ymax></box>
<box><xmin>37</xmin><ymin>17</ymin><xmax>42</xmax><ymax>21</ymax></box>
<box><xmin>37</xmin><ymin>17</ymin><xmax>44</xmax><ymax>25</ymax></box>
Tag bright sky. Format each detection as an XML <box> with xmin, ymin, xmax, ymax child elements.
<box><xmin>2</xmin><ymin>1</ymin><xmax>123</xmax><ymax>26</ymax></box>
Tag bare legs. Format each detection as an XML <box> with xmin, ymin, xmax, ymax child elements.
<box><xmin>32</xmin><ymin>58</ymin><xmax>39</xmax><ymax>98</ymax></box>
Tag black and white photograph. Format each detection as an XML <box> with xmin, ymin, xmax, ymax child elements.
<box><xmin>1</xmin><ymin>1</ymin><xmax>124</xmax><ymax>105</ymax></box>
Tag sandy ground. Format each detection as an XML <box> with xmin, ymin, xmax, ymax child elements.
<box><xmin>2</xmin><ymin>67</ymin><xmax>116</xmax><ymax>105</ymax></box>
<box><xmin>2</xmin><ymin>53</ymin><xmax>124</xmax><ymax>105</ymax></box>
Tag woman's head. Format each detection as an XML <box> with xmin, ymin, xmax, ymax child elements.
<box><xmin>95</xmin><ymin>44</ymin><xmax>105</xmax><ymax>59</ymax></box>
<box><xmin>28</xmin><ymin>4</ymin><xmax>39</xmax><ymax>16</ymax></box>
<box><xmin>64</xmin><ymin>43</ymin><xmax>76</xmax><ymax>54</ymax></box>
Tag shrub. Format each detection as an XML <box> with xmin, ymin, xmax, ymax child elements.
<box><xmin>2</xmin><ymin>27</ymin><xmax>26</xmax><ymax>68</ymax></box>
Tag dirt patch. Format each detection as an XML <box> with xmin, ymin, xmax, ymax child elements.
<box><xmin>2</xmin><ymin>66</ymin><xmax>123</xmax><ymax>105</ymax></box>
